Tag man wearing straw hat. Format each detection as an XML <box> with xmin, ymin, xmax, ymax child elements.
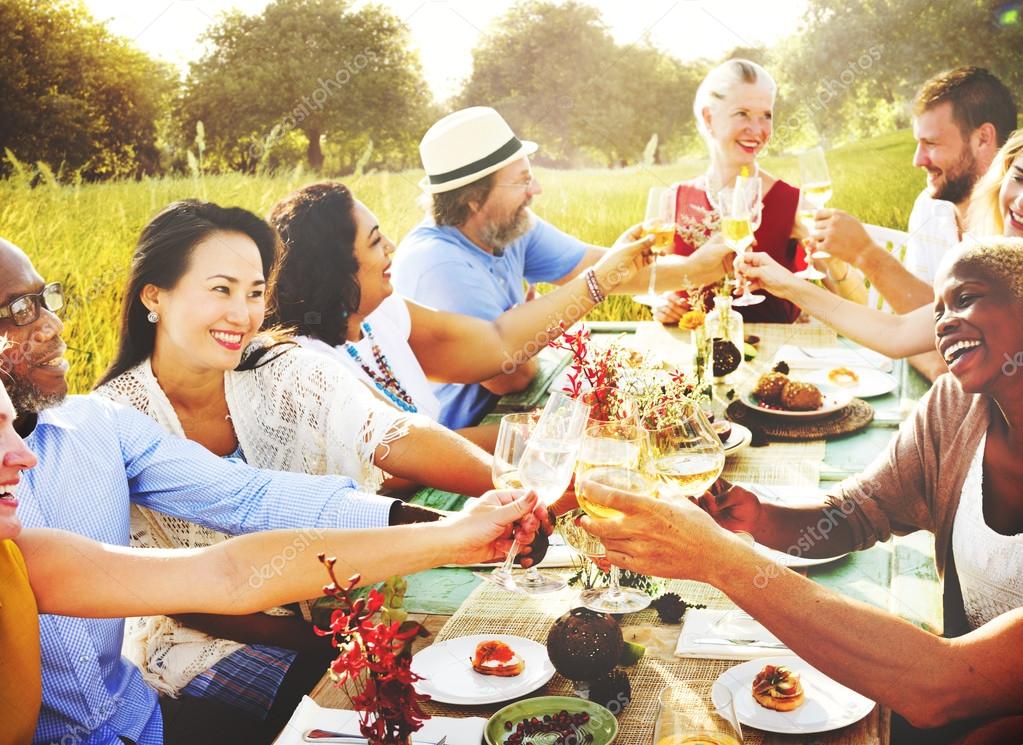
<box><xmin>393</xmin><ymin>106</ymin><xmax>731</xmax><ymax>429</ymax></box>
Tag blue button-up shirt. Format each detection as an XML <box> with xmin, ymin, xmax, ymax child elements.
<box><xmin>19</xmin><ymin>395</ymin><xmax>397</xmax><ymax>745</ymax></box>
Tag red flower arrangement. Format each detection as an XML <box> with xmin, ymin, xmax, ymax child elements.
<box><xmin>316</xmin><ymin>554</ymin><xmax>431</xmax><ymax>745</ymax></box>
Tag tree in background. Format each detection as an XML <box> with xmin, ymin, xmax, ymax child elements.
<box><xmin>772</xmin><ymin>0</ymin><xmax>1023</xmax><ymax>148</ymax></box>
<box><xmin>177</xmin><ymin>0</ymin><xmax>435</xmax><ymax>173</ymax></box>
<box><xmin>0</xmin><ymin>0</ymin><xmax>176</xmax><ymax>180</ymax></box>
<box><xmin>458</xmin><ymin>1</ymin><xmax>705</xmax><ymax>167</ymax></box>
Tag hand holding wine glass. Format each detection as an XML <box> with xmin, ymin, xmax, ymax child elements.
<box><xmin>799</xmin><ymin>146</ymin><xmax>833</xmax><ymax>260</ymax></box>
<box><xmin>633</xmin><ymin>186</ymin><xmax>675</xmax><ymax>309</ymax></box>
<box><xmin>483</xmin><ymin>392</ymin><xmax>589</xmax><ymax>594</ymax></box>
<box><xmin>574</xmin><ymin>418</ymin><xmax>657</xmax><ymax>613</ymax></box>
<box><xmin>642</xmin><ymin>400</ymin><xmax>725</xmax><ymax>502</ymax></box>
<box><xmin>794</xmin><ymin>190</ymin><xmax>826</xmax><ymax>280</ymax></box>
<box><xmin>719</xmin><ymin>177</ymin><xmax>765</xmax><ymax>307</ymax></box>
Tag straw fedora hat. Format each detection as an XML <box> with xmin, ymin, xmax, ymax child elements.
<box><xmin>419</xmin><ymin>107</ymin><xmax>538</xmax><ymax>194</ymax></box>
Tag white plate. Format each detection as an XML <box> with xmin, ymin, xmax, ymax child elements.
<box><xmin>713</xmin><ymin>655</ymin><xmax>875</xmax><ymax>734</ymax></box>
<box><xmin>721</xmin><ymin>422</ymin><xmax>752</xmax><ymax>457</ymax></box>
<box><xmin>797</xmin><ymin>367</ymin><xmax>897</xmax><ymax>399</ymax></box>
<box><xmin>752</xmin><ymin>541</ymin><xmax>850</xmax><ymax>568</ymax></box>
<box><xmin>410</xmin><ymin>634</ymin><xmax>556</xmax><ymax>705</ymax></box>
<box><xmin>740</xmin><ymin>384</ymin><xmax>853</xmax><ymax>419</ymax></box>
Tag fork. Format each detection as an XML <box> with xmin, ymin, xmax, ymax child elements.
<box><xmin>303</xmin><ymin>731</ymin><xmax>447</xmax><ymax>744</ymax></box>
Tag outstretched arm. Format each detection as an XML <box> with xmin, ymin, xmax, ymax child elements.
<box><xmin>580</xmin><ymin>485</ymin><xmax>1023</xmax><ymax>729</ymax></box>
<box><xmin>739</xmin><ymin>251</ymin><xmax>936</xmax><ymax>358</ymax></box>
<box><xmin>410</xmin><ymin>230</ymin><xmax>654</xmax><ymax>384</ymax></box>
<box><xmin>21</xmin><ymin>490</ymin><xmax>541</xmax><ymax>617</ymax></box>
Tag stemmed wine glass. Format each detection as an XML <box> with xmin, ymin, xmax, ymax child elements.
<box><xmin>799</xmin><ymin>146</ymin><xmax>833</xmax><ymax>261</ymax></box>
<box><xmin>483</xmin><ymin>391</ymin><xmax>589</xmax><ymax>594</ymax></box>
<box><xmin>718</xmin><ymin>177</ymin><xmax>765</xmax><ymax>307</ymax></box>
<box><xmin>642</xmin><ymin>400</ymin><xmax>725</xmax><ymax>503</ymax></box>
<box><xmin>573</xmin><ymin>418</ymin><xmax>656</xmax><ymax>613</ymax></box>
<box><xmin>794</xmin><ymin>190</ymin><xmax>827</xmax><ymax>279</ymax></box>
<box><xmin>632</xmin><ymin>186</ymin><xmax>675</xmax><ymax>309</ymax></box>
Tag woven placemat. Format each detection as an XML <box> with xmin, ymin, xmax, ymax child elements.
<box><xmin>422</xmin><ymin>580</ymin><xmax>880</xmax><ymax>745</ymax></box>
<box><xmin>727</xmin><ymin>398</ymin><xmax>875</xmax><ymax>442</ymax></box>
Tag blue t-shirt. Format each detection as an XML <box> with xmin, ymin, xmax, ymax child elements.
<box><xmin>392</xmin><ymin>216</ymin><xmax>587</xmax><ymax>428</ymax></box>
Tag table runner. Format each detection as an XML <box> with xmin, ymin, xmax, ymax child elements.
<box><xmin>423</xmin><ymin>580</ymin><xmax>881</xmax><ymax>745</ymax></box>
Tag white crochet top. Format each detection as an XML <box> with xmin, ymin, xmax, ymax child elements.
<box><xmin>952</xmin><ymin>433</ymin><xmax>1023</xmax><ymax>630</ymax></box>
<box><xmin>94</xmin><ymin>342</ymin><xmax>411</xmax><ymax>695</ymax></box>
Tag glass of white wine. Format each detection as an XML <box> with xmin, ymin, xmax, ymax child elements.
<box><xmin>483</xmin><ymin>392</ymin><xmax>589</xmax><ymax>594</ymax></box>
<box><xmin>794</xmin><ymin>190</ymin><xmax>826</xmax><ymax>279</ymax></box>
<box><xmin>643</xmin><ymin>401</ymin><xmax>725</xmax><ymax>503</ymax></box>
<box><xmin>799</xmin><ymin>146</ymin><xmax>833</xmax><ymax>260</ymax></box>
<box><xmin>574</xmin><ymin>419</ymin><xmax>657</xmax><ymax>614</ymax></box>
<box><xmin>633</xmin><ymin>186</ymin><xmax>675</xmax><ymax>309</ymax></box>
<box><xmin>653</xmin><ymin>682</ymin><xmax>744</xmax><ymax>745</ymax></box>
<box><xmin>718</xmin><ymin>178</ymin><xmax>765</xmax><ymax>307</ymax></box>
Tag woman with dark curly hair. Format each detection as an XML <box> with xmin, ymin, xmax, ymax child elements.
<box><xmin>268</xmin><ymin>181</ymin><xmax>652</xmax><ymax>448</ymax></box>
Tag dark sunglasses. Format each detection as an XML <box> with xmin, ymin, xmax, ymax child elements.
<box><xmin>0</xmin><ymin>282</ymin><xmax>65</xmax><ymax>327</ymax></box>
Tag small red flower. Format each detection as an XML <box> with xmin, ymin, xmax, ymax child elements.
<box><xmin>317</xmin><ymin>555</ymin><xmax>431</xmax><ymax>744</ymax></box>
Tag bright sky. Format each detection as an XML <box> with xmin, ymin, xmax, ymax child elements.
<box><xmin>83</xmin><ymin>0</ymin><xmax>809</xmax><ymax>101</ymax></box>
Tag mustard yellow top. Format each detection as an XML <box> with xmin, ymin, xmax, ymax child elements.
<box><xmin>0</xmin><ymin>538</ymin><xmax>41</xmax><ymax>744</ymax></box>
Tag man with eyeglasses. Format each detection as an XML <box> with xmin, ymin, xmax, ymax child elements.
<box><xmin>392</xmin><ymin>107</ymin><xmax>731</xmax><ymax>429</ymax></box>
<box><xmin>0</xmin><ymin>236</ymin><xmax>480</xmax><ymax>744</ymax></box>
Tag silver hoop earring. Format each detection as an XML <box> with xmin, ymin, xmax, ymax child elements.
<box><xmin>147</xmin><ymin>311</ymin><xmax>159</xmax><ymax>324</ymax></box>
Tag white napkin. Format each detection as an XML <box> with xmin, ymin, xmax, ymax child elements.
<box><xmin>277</xmin><ymin>696</ymin><xmax>487</xmax><ymax>745</ymax></box>
<box><xmin>774</xmin><ymin>344</ymin><xmax>893</xmax><ymax>373</ymax></box>
<box><xmin>675</xmin><ymin>609</ymin><xmax>789</xmax><ymax>660</ymax></box>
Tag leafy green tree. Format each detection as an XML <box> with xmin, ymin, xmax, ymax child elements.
<box><xmin>178</xmin><ymin>0</ymin><xmax>434</xmax><ymax>173</ymax></box>
<box><xmin>0</xmin><ymin>0</ymin><xmax>176</xmax><ymax>180</ymax></box>
<box><xmin>773</xmin><ymin>0</ymin><xmax>1022</xmax><ymax>146</ymax></box>
<box><xmin>458</xmin><ymin>0</ymin><xmax>707</xmax><ymax>166</ymax></box>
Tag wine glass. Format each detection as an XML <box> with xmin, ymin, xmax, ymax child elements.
<box><xmin>794</xmin><ymin>190</ymin><xmax>826</xmax><ymax>279</ymax></box>
<box><xmin>653</xmin><ymin>682</ymin><xmax>744</xmax><ymax>745</ymax></box>
<box><xmin>642</xmin><ymin>400</ymin><xmax>725</xmax><ymax>503</ymax></box>
<box><xmin>719</xmin><ymin>178</ymin><xmax>765</xmax><ymax>307</ymax></box>
<box><xmin>574</xmin><ymin>419</ymin><xmax>655</xmax><ymax>613</ymax></box>
<box><xmin>482</xmin><ymin>392</ymin><xmax>589</xmax><ymax>594</ymax></box>
<box><xmin>799</xmin><ymin>146</ymin><xmax>833</xmax><ymax>260</ymax></box>
<box><xmin>633</xmin><ymin>186</ymin><xmax>675</xmax><ymax>309</ymax></box>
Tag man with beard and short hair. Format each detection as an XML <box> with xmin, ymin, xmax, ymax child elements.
<box><xmin>392</xmin><ymin>107</ymin><xmax>731</xmax><ymax>428</ymax></box>
<box><xmin>0</xmin><ymin>237</ymin><xmax>459</xmax><ymax>744</ymax></box>
<box><xmin>804</xmin><ymin>67</ymin><xmax>1015</xmax><ymax>380</ymax></box>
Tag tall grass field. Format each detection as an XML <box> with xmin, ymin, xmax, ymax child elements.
<box><xmin>0</xmin><ymin>130</ymin><xmax>923</xmax><ymax>393</ymax></box>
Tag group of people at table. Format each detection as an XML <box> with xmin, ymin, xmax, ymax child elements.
<box><xmin>0</xmin><ymin>58</ymin><xmax>1021</xmax><ymax>745</ymax></box>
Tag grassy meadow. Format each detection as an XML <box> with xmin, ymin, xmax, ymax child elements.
<box><xmin>0</xmin><ymin>129</ymin><xmax>923</xmax><ymax>393</ymax></box>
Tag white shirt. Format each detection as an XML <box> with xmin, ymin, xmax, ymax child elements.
<box><xmin>904</xmin><ymin>189</ymin><xmax>960</xmax><ymax>287</ymax></box>
<box><xmin>298</xmin><ymin>294</ymin><xmax>443</xmax><ymax>421</ymax></box>
<box><xmin>952</xmin><ymin>433</ymin><xmax>1023</xmax><ymax>630</ymax></box>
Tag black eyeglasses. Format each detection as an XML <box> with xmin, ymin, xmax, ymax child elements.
<box><xmin>0</xmin><ymin>283</ymin><xmax>65</xmax><ymax>327</ymax></box>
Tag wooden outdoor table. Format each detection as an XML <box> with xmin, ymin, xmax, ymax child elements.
<box><xmin>286</xmin><ymin>321</ymin><xmax>942</xmax><ymax>745</ymax></box>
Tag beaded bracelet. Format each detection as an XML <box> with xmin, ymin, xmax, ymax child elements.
<box><xmin>584</xmin><ymin>267</ymin><xmax>606</xmax><ymax>304</ymax></box>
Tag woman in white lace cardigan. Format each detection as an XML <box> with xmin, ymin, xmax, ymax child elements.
<box><xmin>91</xmin><ymin>201</ymin><xmax>503</xmax><ymax>739</ymax></box>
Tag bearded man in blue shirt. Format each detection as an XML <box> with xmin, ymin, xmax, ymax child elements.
<box><xmin>393</xmin><ymin>107</ymin><xmax>734</xmax><ymax>429</ymax></box>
